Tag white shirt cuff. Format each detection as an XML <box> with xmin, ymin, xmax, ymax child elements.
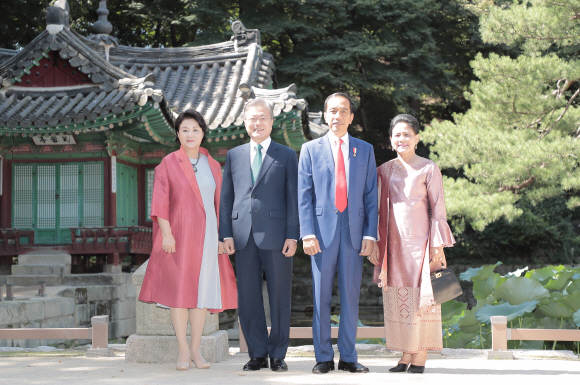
<box><xmin>363</xmin><ymin>236</ymin><xmax>376</xmax><ymax>242</ymax></box>
<box><xmin>302</xmin><ymin>235</ymin><xmax>316</xmax><ymax>240</ymax></box>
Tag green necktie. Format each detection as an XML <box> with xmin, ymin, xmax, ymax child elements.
<box><xmin>251</xmin><ymin>143</ymin><xmax>263</xmax><ymax>184</ymax></box>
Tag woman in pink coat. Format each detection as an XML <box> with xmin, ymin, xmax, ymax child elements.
<box><xmin>139</xmin><ymin>110</ymin><xmax>237</xmax><ymax>370</ymax></box>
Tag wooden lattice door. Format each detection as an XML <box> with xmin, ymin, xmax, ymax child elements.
<box><xmin>12</xmin><ymin>162</ymin><xmax>104</xmax><ymax>244</ymax></box>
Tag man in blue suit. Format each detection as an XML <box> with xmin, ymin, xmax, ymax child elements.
<box><xmin>220</xmin><ymin>98</ymin><xmax>299</xmax><ymax>372</ymax></box>
<box><xmin>298</xmin><ymin>93</ymin><xmax>378</xmax><ymax>374</ymax></box>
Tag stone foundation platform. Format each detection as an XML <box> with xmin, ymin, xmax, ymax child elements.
<box><xmin>125</xmin><ymin>331</ymin><xmax>229</xmax><ymax>363</ymax></box>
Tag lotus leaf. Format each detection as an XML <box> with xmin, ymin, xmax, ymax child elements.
<box><xmin>459</xmin><ymin>262</ymin><xmax>501</xmax><ymax>282</ymax></box>
<box><xmin>519</xmin><ymin>340</ymin><xmax>544</xmax><ymax>350</ymax></box>
<box><xmin>526</xmin><ymin>265</ymin><xmax>570</xmax><ymax>282</ymax></box>
<box><xmin>537</xmin><ymin>302</ymin><xmax>573</xmax><ymax>319</ymax></box>
<box><xmin>531</xmin><ymin>316</ymin><xmax>576</xmax><ymax>330</ymax></box>
<box><xmin>441</xmin><ymin>300</ymin><xmax>467</xmax><ymax>323</ymax></box>
<box><xmin>458</xmin><ymin>300</ymin><xmax>485</xmax><ymax>333</ymax></box>
<box><xmin>492</xmin><ymin>277</ymin><xmax>550</xmax><ymax>305</ymax></box>
<box><xmin>445</xmin><ymin>331</ymin><xmax>475</xmax><ymax>348</ymax></box>
<box><xmin>574</xmin><ymin>310</ymin><xmax>580</xmax><ymax>328</ymax></box>
<box><xmin>503</xmin><ymin>266</ymin><xmax>528</xmax><ymax>278</ymax></box>
<box><xmin>543</xmin><ymin>271</ymin><xmax>575</xmax><ymax>291</ymax></box>
<box><xmin>565</xmin><ymin>280</ymin><xmax>580</xmax><ymax>294</ymax></box>
<box><xmin>558</xmin><ymin>291</ymin><xmax>580</xmax><ymax>312</ymax></box>
<box><xmin>475</xmin><ymin>301</ymin><xmax>539</xmax><ymax>324</ymax></box>
<box><xmin>473</xmin><ymin>273</ymin><xmax>500</xmax><ymax>300</ymax></box>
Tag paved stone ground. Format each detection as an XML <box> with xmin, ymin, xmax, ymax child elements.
<box><xmin>0</xmin><ymin>346</ymin><xmax>578</xmax><ymax>384</ymax></box>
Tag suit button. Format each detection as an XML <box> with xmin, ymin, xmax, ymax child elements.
<box><xmin>335</xmin><ymin>209</ymin><xmax>338</xmax><ymax>213</ymax></box>
<box><xmin>252</xmin><ymin>194</ymin><xmax>256</xmax><ymax>198</ymax></box>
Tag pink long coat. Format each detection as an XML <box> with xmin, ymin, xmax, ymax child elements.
<box><xmin>139</xmin><ymin>146</ymin><xmax>237</xmax><ymax>313</ymax></box>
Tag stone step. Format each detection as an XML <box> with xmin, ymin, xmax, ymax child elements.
<box><xmin>17</xmin><ymin>253</ymin><xmax>71</xmax><ymax>266</ymax></box>
<box><xmin>6</xmin><ymin>274</ymin><xmax>62</xmax><ymax>286</ymax></box>
<box><xmin>11</xmin><ymin>265</ymin><xmax>71</xmax><ymax>275</ymax></box>
<box><xmin>4</xmin><ymin>273</ymin><xmax>132</xmax><ymax>287</ymax></box>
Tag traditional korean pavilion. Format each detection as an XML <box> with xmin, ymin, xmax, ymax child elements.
<box><xmin>0</xmin><ymin>1</ymin><xmax>327</xmax><ymax>271</ymax></box>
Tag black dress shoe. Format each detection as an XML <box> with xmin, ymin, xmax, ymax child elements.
<box><xmin>338</xmin><ymin>359</ymin><xmax>369</xmax><ymax>373</ymax></box>
<box><xmin>312</xmin><ymin>360</ymin><xmax>335</xmax><ymax>374</ymax></box>
<box><xmin>270</xmin><ymin>358</ymin><xmax>288</xmax><ymax>372</ymax></box>
<box><xmin>243</xmin><ymin>357</ymin><xmax>268</xmax><ymax>371</ymax></box>
<box><xmin>407</xmin><ymin>364</ymin><xmax>425</xmax><ymax>373</ymax></box>
<box><xmin>389</xmin><ymin>363</ymin><xmax>409</xmax><ymax>372</ymax></box>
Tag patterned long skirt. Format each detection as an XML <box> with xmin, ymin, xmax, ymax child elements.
<box><xmin>383</xmin><ymin>287</ymin><xmax>442</xmax><ymax>353</ymax></box>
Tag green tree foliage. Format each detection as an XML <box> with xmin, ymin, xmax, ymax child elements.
<box><xmin>423</xmin><ymin>0</ymin><xmax>580</xmax><ymax>261</ymax></box>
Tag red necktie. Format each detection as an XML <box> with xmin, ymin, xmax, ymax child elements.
<box><xmin>335</xmin><ymin>139</ymin><xmax>347</xmax><ymax>212</ymax></box>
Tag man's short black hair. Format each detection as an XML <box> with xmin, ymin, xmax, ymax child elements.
<box><xmin>324</xmin><ymin>92</ymin><xmax>355</xmax><ymax>114</ymax></box>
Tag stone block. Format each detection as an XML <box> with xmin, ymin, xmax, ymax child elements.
<box><xmin>136</xmin><ymin>301</ymin><xmax>218</xmax><ymax>336</ymax></box>
<box><xmin>117</xmin><ymin>284</ymin><xmax>136</xmax><ymax>302</ymax></box>
<box><xmin>132</xmin><ymin>260</ymin><xmax>148</xmax><ymax>285</ymax></box>
<box><xmin>104</xmin><ymin>264</ymin><xmax>122</xmax><ymax>273</ymax></box>
<box><xmin>43</xmin><ymin>298</ymin><xmax>76</xmax><ymax>319</ymax></box>
<box><xmin>75</xmin><ymin>303</ymin><xmax>92</xmax><ymax>326</ymax></box>
<box><xmin>112</xmin><ymin>300</ymin><xmax>136</xmax><ymax>321</ymax></box>
<box><xmin>11</xmin><ymin>265</ymin><xmax>70</xmax><ymax>275</ymax></box>
<box><xmin>18</xmin><ymin>253</ymin><xmax>71</xmax><ymax>266</ymax></box>
<box><xmin>0</xmin><ymin>299</ymin><xmax>45</xmax><ymax>325</ymax></box>
<box><xmin>61</xmin><ymin>273</ymin><xmax>129</xmax><ymax>286</ymax></box>
<box><xmin>86</xmin><ymin>286</ymin><xmax>114</xmax><ymax>302</ymax></box>
<box><xmin>125</xmin><ymin>330</ymin><xmax>229</xmax><ymax>363</ymax></box>
<box><xmin>7</xmin><ymin>275</ymin><xmax>62</xmax><ymax>286</ymax></box>
<box><xmin>109</xmin><ymin>318</ymin><xmax>136</xmax><ymax>339</ymax></box>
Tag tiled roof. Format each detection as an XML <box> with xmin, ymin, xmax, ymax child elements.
<box><xmin>0</xmin><ymin>20</ymin><xmax>323</xmax><ymax>143</ymax></box>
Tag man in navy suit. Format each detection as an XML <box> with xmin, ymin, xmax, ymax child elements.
<box><xmin>220</xmin><ymin>98</ymin><xmax>299</xmax><ymax>372</ymax></box>
<box><xmin>298</xmin><ymin>93</ymin><xmax>378</xmax><ymax>374</ymax></box>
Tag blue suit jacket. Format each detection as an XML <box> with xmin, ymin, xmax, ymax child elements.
<box><xmin>219</xmin><ymin>140</ymin><xmax>299</xmax><ymax>250</ymax></box>
<box><xmin>298</xmin><ymin>134</ymin><xmax>378</xmax><ymax>249</ymax></box>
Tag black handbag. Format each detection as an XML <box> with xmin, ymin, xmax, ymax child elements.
<box><xmin>430</xmin><ymin>269</ymin><xmax>463</xmax><ymax>304</ymax></box>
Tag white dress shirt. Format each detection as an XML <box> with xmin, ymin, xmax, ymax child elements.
<box><xmin>303</xmin><ymin>132</ymin><xmax>375</xmax><ymax>242</ymax></box>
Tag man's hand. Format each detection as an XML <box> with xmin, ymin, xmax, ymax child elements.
<box><xmin>162</xmin><ymin>233</ymin><xmax>176</xmax><ymax>253</ymax></box>
<box><xmin>368</xmin><ymin>243</ymin><xmax>380</xmax><ymax>266</ymax></box>
<box><xmin>218</xmin><ymin>241</ymin><xmax>225</xmax><ymax>255</ymax></box>
<box><xmin>282</xmin><ymin>239</ymin><xmax>297</xmax><ymax>257</ymax></box>
<box><xmin>303</xmin><ymin>238</ymin><xmax>322</xmax><ymax>256</ymax></box>
<box><xmin>359</xmin><ymin>239</ymin><xmax>374</xmax><ymax>256</ymax></box>
<box><xmin>224</xmin><ymin>239</ymin><xmax>235</xmax><ymax>255</ymax></box>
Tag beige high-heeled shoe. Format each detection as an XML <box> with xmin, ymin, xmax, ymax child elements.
<box><xmin>176</xmin><ymin>352</ymin><xmax>191</xmax><ymax>371</ymax></box>
<box><xmin>191</xmin><ymin>357</ymin><xmax>210</xmax><ymax>369</ymax></box>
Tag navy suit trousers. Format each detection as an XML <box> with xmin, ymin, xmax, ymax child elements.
<box><xmin>310</xmin><ymin>206</ymin><xmax>364</xmax><ymax>362</ymax></box>
<box><xmin>235</xmin><ymin>229</ymin><xmax>293</xmax><ymax>359</ymax></box>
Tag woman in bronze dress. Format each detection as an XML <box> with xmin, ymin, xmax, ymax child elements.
<box><xmin>370</xmin><ymin>114</ymin><xmax>455</xmax><ymax>374</ymax></box>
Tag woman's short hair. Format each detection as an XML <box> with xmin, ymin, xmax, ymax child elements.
<box><xmin>389</xmin><ymin>114</ymin><xmax>420</xmax><ymax>137</ymax></box>
<box><xmin>324</xmin><ymin>92</ymin><xmax>355</xmax><ymax>114</ymax></box>
<box><xmin>243</xmin><ymin>98</ymin><xmax>274</xmax><ymax>120</ymax></box>
<box><xmin>174</xmin><ymin>109</ymin><xmax>208</xmax><ymax>146</ymax></box>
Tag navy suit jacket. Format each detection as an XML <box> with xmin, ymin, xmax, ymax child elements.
<box><xmin>219</xmin><ymin>140</ymin><xmax>299</xmax><ymax>250</ymax></box>
<box><xmin>298</xmin><ymin>134</ymin><xmax>378</xmax><ymax>249</ymax></box>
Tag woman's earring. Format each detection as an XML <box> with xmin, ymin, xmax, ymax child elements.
<box><xmin>415</xmin><ymin>143</ymin><xmax>418</xmax><ymax>150</ymax></box>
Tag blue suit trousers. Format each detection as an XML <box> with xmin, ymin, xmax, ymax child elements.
<box><xmin>310</xmin><ymin>206</ymin><xmax>363</xmax><ymax>362</ymax></box>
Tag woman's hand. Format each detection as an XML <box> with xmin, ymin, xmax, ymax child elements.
<box><xmin>429</xmin><ymin>246</ymin><xmax>446</xmax><ymax>271</ymax></box>
<box><xmin>162</xmin><ymin>233</ymin><xmax>176</xmax><ymax>253</ymax></box>
<box><xmin>368</xmin><ymin>243</ymin><xmax>380</xmax><ymax>266</ymax></box>
<box><xmin>218</xmin><ymin>241</ymin><xmax>225</xmax><ymax>255</ymax></box>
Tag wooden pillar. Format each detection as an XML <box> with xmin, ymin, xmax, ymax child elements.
<box><xmin>0</xmin><ymin>158</ymin><xmax>11</xmax><ymax>228</ymax></box>
<box><xmin>491</xmin><ymin>316</ymin><xmax>508</xmax><ymax>351</ymax></box>
<box><xmin>137</xmin><ymin>164</ymin><xmax>146</xmax><ymax>226</ymax></box>
<box><xmin>108</xmin><ymin>153</ymin><xmax>117</xmax><ymax>228</ymax></box>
